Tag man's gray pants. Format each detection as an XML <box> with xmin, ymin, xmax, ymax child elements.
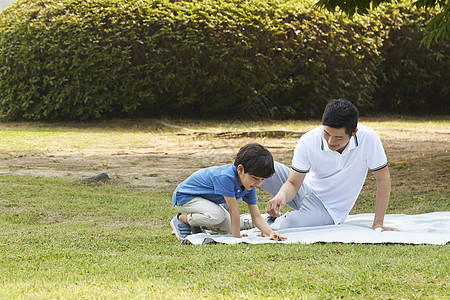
<box><xmin>260</xmin><ymin>161</ymin><xmax>335</xmax><ymax>231</ymax></box>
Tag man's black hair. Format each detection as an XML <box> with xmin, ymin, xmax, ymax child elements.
<box><xmin>322</xmin><ymin>99</ymin><xmax>359</xmax><ymax>136</ymax></box>
<box><xmin>234</xmin><ymin>143</ymin><xmax>275</xmax><ymax>178</ymax></box>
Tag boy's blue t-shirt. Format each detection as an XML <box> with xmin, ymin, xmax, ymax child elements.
<box><xmin>172</xmin><ymin>164</ymin><xmax>257</xmax><ymax>206</ymax></box>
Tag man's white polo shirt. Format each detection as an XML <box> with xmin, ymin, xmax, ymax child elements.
<box><xmin>291</xmin><ymin>124</ymin><xmax>388</xmax><ymax>224</ymax></box>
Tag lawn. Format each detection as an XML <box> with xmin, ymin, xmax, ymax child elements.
<box><xmin>0</xmin><ymin>119</ymin><xmax>449</xmax><ymax>299</ymax></box>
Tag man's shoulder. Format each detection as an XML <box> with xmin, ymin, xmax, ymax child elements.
<box><xmin>301</xmin><ymin>125</ymin><xmax>322</xmax><ymax>138</ymax></box>
<box><xmin>355</xmin><ymin>124</ymin><xmax>385</xmax><ymax>151</ymax></box>
<box><xmin>298</xmin><ymin>126</ymin><xmax>323</xmax><ymax>145</ymax></box>
<box><xmin>356</xmin><ymin>124</ymin><xmax>379</xmax><ymax>138</ymax></box>
<box><xmin>357</xmin><ymin>123</ymin><xmax>374</xmax><ymax>131</ymax></box>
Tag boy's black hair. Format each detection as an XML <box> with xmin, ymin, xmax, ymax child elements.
<box><xmin>234</xmin><ymin>143</ymin><xmax>275</xmax><ymax>178</ymax></box>
<box><xmin>322</xmin><ymin>99</ymin><xmax>359</xmax><ymax>136</ymax></box>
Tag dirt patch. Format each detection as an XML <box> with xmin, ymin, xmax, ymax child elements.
<box><xmin>0</xmin><ymin>124</ymin><xmax>448</xmax><ymax>193</ymax></box>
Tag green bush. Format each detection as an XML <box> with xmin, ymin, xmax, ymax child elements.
<box><xmin>373</xmin><ymin>8</ymin><xmax>450</xmax><ymax>115</ymax></box>
<box><xmin>0</xmin><ymin>0</ymin><xmax>448</xmax><ymax>120</ymax></box>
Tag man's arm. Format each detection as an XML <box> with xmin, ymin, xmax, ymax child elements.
<box><xmin>372</xmin><ymin>166</ymin><xmax>398</xmax><ymax>231</ymax></box>
<box><xmin>223</xmin><ymin>196</ymin><xmax>243</xmax><ymax>238</ymax></box>
<box><xmin>266</xmin><ymin>170</ymin><xmax>306</xmax><ymax>217</ymax></box>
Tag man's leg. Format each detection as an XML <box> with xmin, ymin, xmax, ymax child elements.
<box><xmin>260</xmin><ymin>161</ymin><xmax>334</xmax><ymax>230</ymax></box>
<box><xmin>260</xmin><ymin>161</ymin><xmax>308</xmax><ymax>210</ymax></box>
<box><xmin>269</xmin><ymin>193</ymin><xmax>334</xmax><ymax>230</ymax></box>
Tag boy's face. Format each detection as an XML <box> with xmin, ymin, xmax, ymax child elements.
<box><xmin>237</xmin><ymin>165</ymin><xmax>265</xmax><ymax>190</ymax></box>
<box><xmin>322</xmin><ymin>126</ymin><xmax>357</xmax><ymax>153</ymax></box>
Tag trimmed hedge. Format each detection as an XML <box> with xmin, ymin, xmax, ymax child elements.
<box><xmin>0</xmin><ymin>0</ymin><xmax>448</xmax><ymax>120</ymax></box>
<box><xmin>373</xmin><ymin>8</ymin><xmax>450</xmax><ymax>115</ymax></box>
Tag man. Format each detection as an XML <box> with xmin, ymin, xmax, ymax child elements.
<box><xmin>262</xmin><ymin>99</ymin><xmax>398</xmax><ymax>231</ymax></box>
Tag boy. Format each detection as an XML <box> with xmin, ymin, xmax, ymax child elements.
<box><xmin>170</xmin><ymin>143</ymin><xmax>287</xmax><ymax>241</ymax></box>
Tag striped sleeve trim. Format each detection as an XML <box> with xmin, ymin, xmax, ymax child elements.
<box><xmin>291</xmin><ymin>165</ymin><xmax>310</xmax><ymax>173</ymax></box>
<box><xmin>371</xmin><ymin>163</ymin><xmax>388</xmax><ymax>172</ymax></box>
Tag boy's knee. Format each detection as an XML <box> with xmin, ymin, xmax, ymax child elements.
<box><xmin>205</xmin><ymin>210</ymin><xmax>229</xmax><ymax>225</ymax></box>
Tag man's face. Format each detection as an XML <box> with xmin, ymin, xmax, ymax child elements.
<box><xmin>322</xmin><ymin>126</ymin><xmax>357</xmax><ymax>153</ymax></box>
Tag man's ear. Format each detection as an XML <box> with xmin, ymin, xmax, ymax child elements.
<box><xmin>351</xmin><ymin>128</ymin><xmax>358</xmax><ymax>137</ymax></box>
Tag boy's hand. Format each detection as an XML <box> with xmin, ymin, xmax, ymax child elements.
<box><xmin>257</xmin><ymin>230</ymin><xmax>287</xmax><ymax>241</ymax></box>
<box><xmin>232</xmin><ymin>233</ymin><xmax>248</xmax><ymax>238</ymax></box>
<box><xmin>269</xmin><ymin>231</ymin><xmax>287</xmax><ymax>241</ymax></box>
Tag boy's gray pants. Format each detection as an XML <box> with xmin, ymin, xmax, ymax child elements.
<box><xmin>176</xmin><ymin>197</ymin><xmax>231</xmax><ymax>233</ymax></box>
<box><xmin>260</xmin><ymin>161</ymin><xmax>335</xmax><ymax>231</ymax></box>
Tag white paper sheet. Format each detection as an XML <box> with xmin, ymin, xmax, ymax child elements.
<box><xmin>183</xmin><ymin>212</ymin><xmax>450</xmax><ymax>245</ymax></box>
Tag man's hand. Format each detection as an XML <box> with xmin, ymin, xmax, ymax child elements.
<box><xmin>266</xmin><ymin>170</ymin><xmax>305</xmax><ymax>217</ymax></box>
<box><xmin>372</xmin><ymin>167</ymin><xmax>396</xmax><ymax>231</ymax></box>
<box><xmin>372</xmin><ymin>223</ymin><xmax>400</xmax><ymax>232</ymax></box>
<box><xmin>266</xmin><ymin>196</ymin><xmax>286</xmax><ymax>217</ymax></box>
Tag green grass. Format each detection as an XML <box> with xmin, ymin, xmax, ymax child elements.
<box><xmin>0</xmin><ymin>175</ymin><xmax>448</xmax><ymax>299</ymax></box>
<box><xmin>0</xmin><ymin>119</ymin><xmax>449</xmax><ymax>299</ymax></box>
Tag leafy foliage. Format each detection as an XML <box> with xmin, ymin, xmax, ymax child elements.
<box><xmin>317</xmin><ymin>0</ymin><xmax>450</xmax><ymax>47</ymax></box>
<box><xmin>0</xmin><ymin>0</ymin><xmax>448</xmax><ymax>120</ymax></box>
<box><xmin>373</xmin><ymin>9</ymin><xmax>450</xmax><ymax>114</ymax></box>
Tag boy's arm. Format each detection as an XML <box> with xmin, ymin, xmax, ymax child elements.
<box><xmin>248</xmin><ymin>205</ymin><xmax>287</xmax><ymax>241</ymax></box>
<box><xmin>372</xmin><ymin>166</ymin><xmax>399</xmax><ymax>231</ymax></box>
<box><xmin>266</xmin><ymin>170</ymin><xmax>306</xmax><ymax>217</ymax></box>
<box><xmin>223</xmin><ymin>196</ymin><xmax>243</xmax><ymax>238</ymax></box>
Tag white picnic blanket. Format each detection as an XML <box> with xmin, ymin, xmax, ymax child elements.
<box><xmin>183</xmin><ymin>212</ymin><xmax>450</xmax><ymax>245</ymax></box>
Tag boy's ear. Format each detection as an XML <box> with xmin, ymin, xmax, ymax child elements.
<box><xmin>237</xmin><ymin>164</ymin><xmax>245</xmax><ymax>174</ymax></box>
